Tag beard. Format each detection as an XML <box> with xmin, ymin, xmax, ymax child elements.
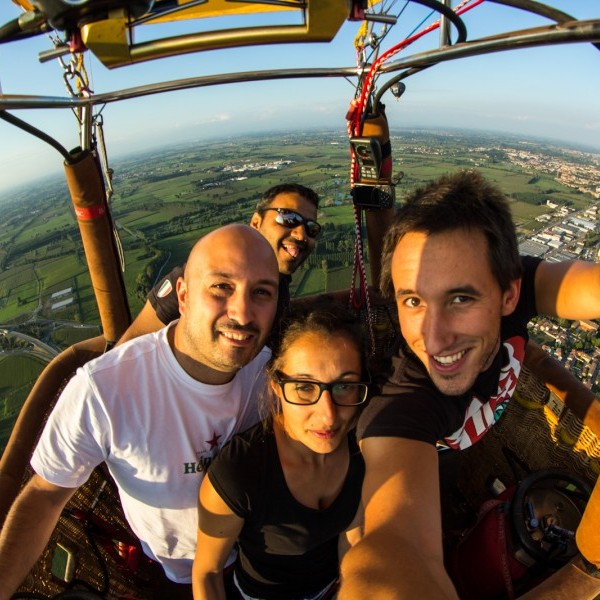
<box><xmin>181</xmin><ymin>319</ymin><xmax>264</xmax><ymax>374</ymax></box>
<box><xmin>426</xmin><ymin>335</ymin><xmax>501</xmax><ymax>397</ymax></box>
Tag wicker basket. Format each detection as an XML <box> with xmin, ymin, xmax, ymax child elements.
<box><xmin>451</xmin><ymin>365</ymin><xmax>599</xmax><ymax>523</ymax></box>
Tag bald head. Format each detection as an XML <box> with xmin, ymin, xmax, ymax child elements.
<box><xmin>174</xmin><ymin>224</ymin><xmax>279</xmax><ymax>384</ymax></box>
<box><xmin>185</xmin><ymin>224</ymin><xmax>277</xmax><ymax>281</ymax></box>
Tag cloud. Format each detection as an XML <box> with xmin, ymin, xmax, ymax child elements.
<box><xmin>210</xmin><ymin>113</ymin><xmax>231</xmax><ymax>123</ymax></box>
<box><xmin>583</xmin><ymin>122</ymin><xmax>600</xmax><ymax>131</ymax></box>
<box><xmin>184</xmin><ymin>113</ymin><xmax>231</xmax><ymax>126</ymax></box>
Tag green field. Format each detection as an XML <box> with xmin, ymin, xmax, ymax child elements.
<box><xmin>0</xmin><ymin>130</ymin><xmax>597</xmax><ymax>330</ymax></box>
<box><xmin>0</xmin><ymin>353</ymin><xmax>49</xmax><ymax>455</ymax></box>
<box><xmin>50</xmin><ymin>324</ymin><xmax>101</xmax><ymax>347</ymax></box>
<box><xmin>0</xmin><ymin>128</ymin><xmax>597</xmax><ymax>459</ymax></box>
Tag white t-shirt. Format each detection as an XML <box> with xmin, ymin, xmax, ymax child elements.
<box><xmin>31</xmin><ymin>322</ymin><xmax>269</xmax><ymax>583</ymax></box>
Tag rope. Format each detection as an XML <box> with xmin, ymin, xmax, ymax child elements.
<box><xmin>346</xmin><ymin>0</ymin><xmax>485</xmax><ymax>355</ymax></box>
<box><xmin>95</xmin><ymin>117</ymin><xmax>114</xmax><ymax>202</ymax></box>
<box><xmin>351</xmin><ymin>0</ymin><xmax>484</xmax><ymax>136</ymax></box>
<box><xmin>349</xmin><ymin>208</ymin><xmax>377</xmax><ymax>356</ymax></box>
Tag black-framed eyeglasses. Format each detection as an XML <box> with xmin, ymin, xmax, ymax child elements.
<box><xmin>273</xmin><ymin>372</ymin><xmax>369</xmax><ymax>406</ymax></box>
<box><xmin>260</xmin><ymin>208</ymin><xmax>321</xmax><ymax>239</ymax></box>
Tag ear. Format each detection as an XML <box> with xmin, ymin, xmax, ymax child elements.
<box><xmin>269</xmin><ymin>377</ymin><xmax>285</xmax><ymax>413</ymax></box>
<box><xmin>250</xmin><ymin>212</ymin><xmax>263</xmax><ymax>231</ymax></box>
<box><xmin>269</xmin><ymin>377</ymin><xmax>280</xmax><ymax>397</ymax></box>
<box><xmin>176</xmin><ymin>276</ymin><xmax>187</xmax><ymax>315</ymax></box>
<box><xmin>501</xmin><ymin>278</ymin><xmax>521</xmax><ymax>316</ymax></box>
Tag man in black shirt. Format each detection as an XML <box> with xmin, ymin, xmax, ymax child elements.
<box><xmin>339</xmin><ymin>170</ymin><xmax>600</xmax><ymax>600</ymax></box>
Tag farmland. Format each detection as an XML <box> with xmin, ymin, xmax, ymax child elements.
<box><xmin>0</xmin><ymin>127</ymin><xmax>599</xmax><ymax>456</ymax></box>
<box><xmin>1</xmin><ymin>128</ymin><xmax>596</xmax><ymax>330</ymax></box>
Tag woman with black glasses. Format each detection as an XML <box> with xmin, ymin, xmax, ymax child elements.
<box><xmin>192</xmin><ymin>303</ymin><xmax>368</xmax><ymax>600</ymax></box>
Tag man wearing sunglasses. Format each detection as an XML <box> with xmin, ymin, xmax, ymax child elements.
<box><xmin>118</xmin><ymin>183</ymin><xmax>320</xmax><ymax>345</ymax></box>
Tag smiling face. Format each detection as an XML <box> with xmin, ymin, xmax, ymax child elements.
<box><xmin>175</xmin><ymin>225</ymin><xmax>279</xmax><ymax>384</ymax></box>
<box><xmin>271</xmin><ymin>331</ymin><xmax>362</xmax><ymax>455</ymax></box>
<box><xmin>250</xmin><ymin>191</ymin><xmax>318</xmax><ymax>275</ymax></box>
<box><xmin>392</xmin><ymin>228</ymin><xmax>520</xmax><ymax>397</ymax></box>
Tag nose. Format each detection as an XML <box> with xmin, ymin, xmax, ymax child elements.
<box><xmin>227</xmin><ymin>289</ymin><xmax>253</xmax><ymax>326</ymax></box>
<box><xmin>289</xmin><ymin>222</ymin><xmax>307</xmax><ymax>242</ymax></box>
<box><xmin>421</xmin><ymin>306</ymin><xmax>454</xmax><ymax>355</ymax></box>
<box><xmin>315</xmin><ymin>390</ymin><xmax>337</xmax><ymax>425</ymax></box>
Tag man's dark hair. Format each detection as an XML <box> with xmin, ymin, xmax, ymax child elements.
<box><xmin>255</xmin><ymin>183</ymin><xmax>320</xmax><ymax>212</ymax></box>
<box><xmin>380</xmin><ymin>170</ymin><xmax>522</xmax><ymax>297</ymax></box>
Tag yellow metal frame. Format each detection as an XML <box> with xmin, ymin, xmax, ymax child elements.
<box><xmin>79</xmin><ymin>0</ymin><xmax>350</xmax><ymax>68</ymax></box>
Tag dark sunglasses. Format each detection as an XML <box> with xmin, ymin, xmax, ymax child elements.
<box><xmin>260</xmin><ymin>207</ymin><xmax>321</xmax><ymax>239</ymax></box>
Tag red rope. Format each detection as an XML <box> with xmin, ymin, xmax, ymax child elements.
<box><xmin>351</xmin><ymin>0</ymin><xmax>485</xmax><ymax>137</ymax></box>
<box><xmin>346</xmin><ymin>0</ymin><xmax>485</xmax><ymax>355</ymax></box>
<box><xmin>349</xmin><ymin>206</ymin><xmax>376</xmax><ymax>355</ymax></box>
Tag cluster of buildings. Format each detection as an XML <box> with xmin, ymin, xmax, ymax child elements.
<box><xmin>49</xmin><ymin>287</ymin><xmax>74</xmax><ymax>311</ymax></box>
<box><xmin>529</xmin><ymin>317</ymin><xmax>599</xmax><ymax>392</ymax></box>
<box><xmin>521</xmin><ymin>201</ymin><xmax>599</xmax><ymax>392</ymax></box>
<box><xmin>504</xmin><ymin>146</ymin><xmax>600</xmax><ymax>199</ymax></box>
<box><xmin>520</xmin><ymin>203</ymin><xmax>599</xmax><ymax>261</ymax></box>
<box><xmin>221</xmin><ymin>159</ymin><xmax>295</xmax><ymax>174</ymax></box>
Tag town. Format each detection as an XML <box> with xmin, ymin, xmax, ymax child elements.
<box><xmin>522</xmin><ymin>200</ymin><xmax>600</xmax><ymax>392</ymax></box>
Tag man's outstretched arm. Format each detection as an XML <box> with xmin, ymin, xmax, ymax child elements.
<box><xmin>0</xmin><ymin>474</ymin><xmax>76</xmax><ymax>600</ymax></box>
<box><xmin>117</xmin><ymin>266</ymin><xmax>184</xmax><ymax>346</ymax></box>
<box><xmin>116</xmin><ymin>299</ymin><xmax>165</xmax><ymax>346</ymax></box>
<box><xmin>534</xmin><ymin>260</ymin><xmax>600</xmax><ymax>320</ymax></box>
<box><xmin>339</xmin><ymin>437</ymin><xmax>459</xmax><ymax>600</ymax></box>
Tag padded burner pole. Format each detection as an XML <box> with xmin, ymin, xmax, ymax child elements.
<box><xmin>64</xmin><ymin>148</ymin><xmax>131</xmax><ymax>343</ymax></box>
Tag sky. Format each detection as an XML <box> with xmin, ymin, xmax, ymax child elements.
<box><xmin>0</xmin><ymin>0</ymin><xmax>599</xmax><ymax>196</ymax></box>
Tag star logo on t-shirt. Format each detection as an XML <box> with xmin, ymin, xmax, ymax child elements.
<box><xmin>206</xmin><ymin>431</ymin><xmax>221</xmax><ymax>449</ymax></box>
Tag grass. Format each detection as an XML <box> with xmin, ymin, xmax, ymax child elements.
<box><xmin>50</xmin><ymin>325</ymin><xmax>101</xmax><ymax>348</ymax></box>
<box><xmin>321</xmin><ymin>205</ymin><xmax>357</xmax><ymax>227</ymax></box>
<box><xmin>0</xmin><ymin>354</ymin><xmax>49</xmax><ymax>455</ymax></box>
<box><xmin>13</xmin><ymin>211</ymin><xmax>74</xmax><ymax>244</ymax></box>
<box><xmin>327</xmin><ymin>265</ymin><xmax>365</xmax><ymax>291</ymax></box>
<box><xmin>115</xmin><ymin>209</ymin><xmax>163</xmax><ymax>228</ymax></box>
<box><xmin>294</xmin><ymin>268</ymin><xmax>327</xmax><ymax>297</ymax></box>
<box><xmin>0</xmin><ymin>267</ymin><xmax>39</xmax><ymax>321</ymax></box>
<box><xmin>1</xmin><ymin>131</ymin><xmax>596</xmax><ymax>330</ymax></box>
<box><xmin>38</xmin><ymin>258</ymin><xmax>78</xmax><ymax>290</ymax></box>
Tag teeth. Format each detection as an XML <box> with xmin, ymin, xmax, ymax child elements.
<box><xmin>282</xmin><ymin>242</ymin><xmax>300</xmax><ymax>258</ymax></box>
<box><xmin>221</xmin><ymin>331</ymin><xmax>251</xmax><ymax>341</ymax></box>
<box><xmin>434</xmin><ymin>350</ymin><xmax>466</xmax><ymax>365</ymax></box>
